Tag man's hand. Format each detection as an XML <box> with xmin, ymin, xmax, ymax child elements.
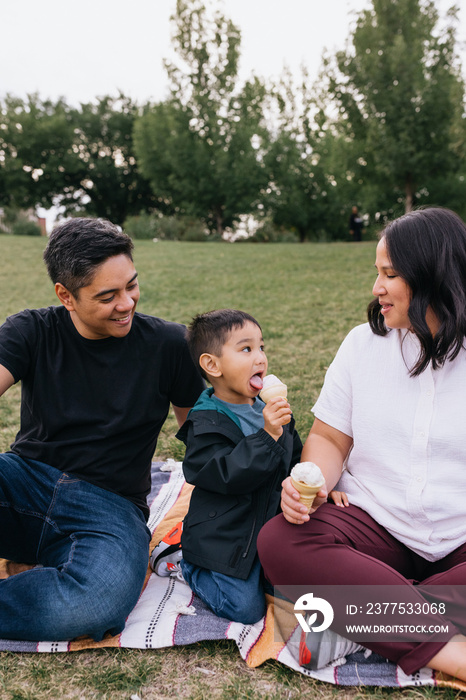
<box><xmin>281</xmin><ymin>475</ymin><xmax>327</xmax><ymax>524</ymax></box>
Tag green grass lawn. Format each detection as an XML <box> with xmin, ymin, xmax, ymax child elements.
<box><xmin>0</xmin><ymin>236</ymin><xmax>462</xmax><ymax>700</ymax></box>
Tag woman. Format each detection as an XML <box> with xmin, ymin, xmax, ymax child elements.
<box><xmin>257</xmin><ymin>207</ymin><xmax>466</xmax><ymax>680</ymax></box>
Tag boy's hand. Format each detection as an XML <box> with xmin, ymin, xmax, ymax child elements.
<box><xmin>263</xmin><ymin>396</ymin><xmax>292</xmax><ymax>440</ymax></box>
<box><xmin>329</xmin><ymin>490</ymin><xmax>349</xmax><ymax>507</ymax></box>
<box><xmin>281</xmin><ymin>475</ymin><xmax>328</xmax><ymax>524</ymax></box>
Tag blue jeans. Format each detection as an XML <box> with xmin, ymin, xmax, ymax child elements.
<box><xmin>0</xmin><ymin>454</ymin><xmax>151</xmax><ymax>641</ymax></box>
<box><xmin>181</xmin><ymin>556</ymin><xmax>266</xmax><ymax>624</ymax></box>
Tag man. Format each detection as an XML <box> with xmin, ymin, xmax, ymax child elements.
<box><xmin>349</xmin><ymin>205</ymin><xmax>364</xmax><ymax>242</ymax></box>
<box><xmin>0</xmin><ymin>218</ymin><xmax>204</xmax><ymax>641</ymax></box>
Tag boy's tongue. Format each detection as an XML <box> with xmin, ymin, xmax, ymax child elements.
<box><xmin>250</xmin><ymin>374</ymin><xmax>263</xmax><ymax>390</ymax></box>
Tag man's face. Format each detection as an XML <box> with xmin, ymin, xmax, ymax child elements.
<box><xmin>60</xmin><ymin>254</ymin><xmax>140</xmax><ymax>339</ymax></box>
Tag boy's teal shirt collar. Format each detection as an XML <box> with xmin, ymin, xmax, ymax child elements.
<box><xmin>189</xmin><ymin>387</ymin><xmax>242</xmax><ymax>431</ymax></box>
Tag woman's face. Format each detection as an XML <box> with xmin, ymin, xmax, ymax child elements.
<box><xmin>372</xmin><ymin>237</ymin><xmax>412</xmax><ymax>330</ymax></box>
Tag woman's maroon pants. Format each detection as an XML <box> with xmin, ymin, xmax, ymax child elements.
<box><xmin>257</xmin><ymin>504</ymin><xmax>466</xmax><ymax>675</ymax></box>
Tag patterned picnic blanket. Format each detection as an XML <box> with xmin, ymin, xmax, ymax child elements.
<box><xmin>0</xmin><ymin>461</ymin><xmax>464</xmax><ymax>691</ymax></box>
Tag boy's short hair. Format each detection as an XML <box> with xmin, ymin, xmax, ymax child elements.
<box><xmin>43</xmin><ymin>217</ymin><xmax>134</xmax><ymax>297</ymax></box>
<box><xmin>187</xmin><ymin>309</ymin><xmax>262</xmax><ymax>380</ymax></box>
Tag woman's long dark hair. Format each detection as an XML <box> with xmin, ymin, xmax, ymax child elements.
<box><xmin>368</xmin><ymin>207</ymin><xmax>466</xmax><ymax>376</ymax></box>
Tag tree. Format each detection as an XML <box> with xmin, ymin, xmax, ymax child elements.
<box><xmin>69</xmin><ymin>95</ymin><xmax>163</xmax><ymax>224</ymax></box>
<box><xmin>0</xmin><ymin>94</ymin><xmax>79</xmax><ymax>210</ymax></box>
<box><xmin>263</xmin><ymin>68</ymin><xmax>351</xmax><ymax>241</ymax></box>
<box><xmin>323</xmin><ymin>0</ymin><xmax>465</xmax><ymax>213</ymax></box>
<box><xmin>134</xmin><ymin>0</ymin><xmax>268</xmax><ymax>236</ymax></box>
<box><xmin>0</xmin><ymin>93</ymin><xmax>160</xmax><ymax>225</ymax></box>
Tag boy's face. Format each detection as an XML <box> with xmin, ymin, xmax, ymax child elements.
<box><xmin>211</xmin><ymin>321</ymin><xmax>267</xmax><ymax>404</ymax></box>
<box><xmin>56</xmin><ymin>254</ymin><xmax>140</xmax><ymax>339</ymax></box>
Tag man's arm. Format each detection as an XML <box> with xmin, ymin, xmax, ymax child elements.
<box><xmin>172</xmin><ymin>405</ymin><xmax>191</xmax><ymax>428</ymax></box>
<box><xmin>0</xmin><ymin>364</ymin><xmax>15</xmax><ymax>397</ymax></box>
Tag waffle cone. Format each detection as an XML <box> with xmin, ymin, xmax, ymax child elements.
<box><xmin>291</xmin><ymin>476</ymin><xmax>325</xmax><ymax>511</ymax></box>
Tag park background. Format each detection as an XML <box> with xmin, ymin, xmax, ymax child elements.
<box><xmin>1</xmin><ymin>0</ymin><xmax>465</xmax><ymax>241</ymax></box>
<box><xmin>1</xmin><ymin>0</ymin><xmax>466</xmax><ymax>698</ymax></box>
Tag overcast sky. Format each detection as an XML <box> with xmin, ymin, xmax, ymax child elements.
<box><xmin>2</xmin><ymin>0</ymin><xmax>464</xmax><ymax>107</ymax></box>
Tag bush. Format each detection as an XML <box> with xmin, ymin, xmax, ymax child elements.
<box><xmin>124</xmin><ymin>213</ymin><xmax>211</xmax><ymax>241</ymax></box>
<box><xmin>153</xmin><ymin>216</ymin><xmax>187</xmax><ymax>241</ymax></box>
<box><xmin>179</xmin><ymin>220</ymin><xmax>209</xmax><ymax>241</ymax></box>
<box><xmin>247</xmin><ymin>221</ymin><xmax>299</xmax><ymax>243</ymax></box>
<box><xmin>11</xmin><ymin>217</ymin><xmax>42</xmax><ymax>236</ymax></box>
<box><xmin>123</xmin><ymin>213</ymin><xmax>159</xmax><ymax>240</ymax></box>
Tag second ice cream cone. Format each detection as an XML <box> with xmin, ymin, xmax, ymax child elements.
<box><xmin>290</xmin><ymin>476</ymin><xmax>325</xmax><ymax>511</ymax></box>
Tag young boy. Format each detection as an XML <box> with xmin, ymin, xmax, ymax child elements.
<box><xmin>154</xmin><ymin>309</ymin><xmax>303</xmax><ymax>624</ymax></box>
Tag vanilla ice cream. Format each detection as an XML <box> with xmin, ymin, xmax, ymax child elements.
<box><xmin>260</xmin><ymin>374</ymin><xmax>287</xmax><ymax>403</ymax></box>
<box><xmin>290</xmin><ymin>462</ymin><xmax>325</xmax><ymax>511</ymax></box>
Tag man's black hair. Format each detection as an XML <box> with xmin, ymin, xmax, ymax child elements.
<box><xmin>43</xmin><ymin>218</ymin><xmax>134</xmax><ymax>297</ymax></box>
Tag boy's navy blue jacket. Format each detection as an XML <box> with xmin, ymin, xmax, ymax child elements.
<box><xmin>176</xmin><ymin>388</ymin><xmax>303</xmax><ymax>580</ymax></box>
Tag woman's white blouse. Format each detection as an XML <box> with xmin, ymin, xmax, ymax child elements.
<box><xmin>312</xmin><ymin>323</ymin><xmax>466</xmax><ymax>561</ymax></box>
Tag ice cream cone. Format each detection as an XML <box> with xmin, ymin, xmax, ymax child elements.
<box><xmin>260</xmin><ymin>375</ymin><xmax>289</xmax><ymax>424</ymax></box>
<box><xmin>260</xmin><ymin>382</ymin><xmax>287</xmax><ymax>403</ymax></box>
<box><xmin>290</xmin><ymin>476</ymin><xmax>325</xmax><ymax>511</ymax></box>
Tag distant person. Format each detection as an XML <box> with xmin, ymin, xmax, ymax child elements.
<box><xmin>259</xmin><ymin>208</ymin><xmax>466</xmax><ymax>679</ymax></box>
<box><xmin>0</xmin><ymin>217</ymin><xmax>204</xmax><ymax>642</ymax></box>
<box><xmin>151</xmin><ymin>309</ymin><xmax>346</xmax><ymax>624</ymax></box>
<box><xmin>349</xmin><ymin>205</ymin><xmax>364</xmax><ymax>241</ymax></box>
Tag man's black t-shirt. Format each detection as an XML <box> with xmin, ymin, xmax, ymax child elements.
<box><xmin>0</xmin><ymin>306</ymin><xmax>204</xmax><ymax>518</ymax></box>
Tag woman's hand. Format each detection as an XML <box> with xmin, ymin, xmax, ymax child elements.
<box><xmin>281</xmin><ymin>475</ymin><xmax>328</xmax><ymax>524</ymax></box>
<box><xmin>329</xmin><ymin>490</ymin><xmax>349</xmax><ymax>507</ymax></box>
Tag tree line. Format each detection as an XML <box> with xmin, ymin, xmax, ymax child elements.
<box><xmin>1</xmin><ymin>0</ymin><xmax>464</xmax><ymax>241</ymax></box>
